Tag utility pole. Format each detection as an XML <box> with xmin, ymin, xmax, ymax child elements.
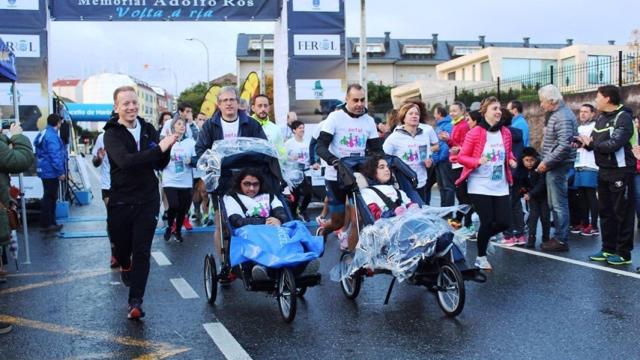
<box><xmin>359</xmin><ymin>0</ymin><xmax>367</xmax><ymax>98</ymax></box>
<box><xmin>259</xmin><ymin>35</ymin><xmax>266</xmax><ymax>94</ymax></box>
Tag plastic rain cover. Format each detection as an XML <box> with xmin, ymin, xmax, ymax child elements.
<box><xmin>197</xmin><ymin>137</ymin><xmax>304</xmax><ymax>192</ymax></box>
<box><xmin>331</xmin><ymin>205</ymin><xmax>469</xmax><ymax>283</ymax></box>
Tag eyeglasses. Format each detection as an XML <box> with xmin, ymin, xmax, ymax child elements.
<box><xmin>241</xmin><ymin>181</ymin><xmax>260</xmax><ymax>188</ymax></box>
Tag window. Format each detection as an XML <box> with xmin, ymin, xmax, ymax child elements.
<box><xmin>588</xmin><ymin>55</ymin><xmax>611</xmax><ymax>85</ymax></box>
<box><xmin>353</xmin><ymin>43</ymin><xmax>385</xmax><ymax>54</ymax></box>
<box><xmin>502</xmin><ymin>58</ymin><xmax>556</xmax><ymax>84</ymax></box>
<box><xmin>248</xmin><ymin>39</ymin><xmax>274</xmax><ymax>51</ymax></box>
<box><xmin>561</xmin><ymin>57</ymin><xmax>576</xmax><ymax>86</ymax></box>
<box><xmin>481</xmin><ymin>61</ymin><xmax>492</xmax><ymax>81</ymax></box>
<box><xmin>447</xmin><ymin>72</ymin><xmax>456</xmax><ymax>80</ymax></box>
<box><xmin>402</xmin><ymin>45</ymin><xmax>433</xmax><ymax>55</ymax></box>
<box><xmin>452</xmin><ymin>46</ymin><xmax>481</xmax><ymax>56</ymax></box>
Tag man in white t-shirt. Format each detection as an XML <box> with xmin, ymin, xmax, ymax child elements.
<box><xmin>194</xmin><ymin>86</ymin><xmax>267</xmax><ymax>283</ymax></box>
<box><xmin>316</xmin><ymin>84</ymin><xmax>383</xmax><ymax>237</ymax></box>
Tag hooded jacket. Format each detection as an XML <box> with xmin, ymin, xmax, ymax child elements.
<box><xmin>455</xmin><ymin>118</ymin><xmax>515</xmax><ymax>187</ymax></box>
<box><xmin>34</xmin><ymin>125</ymin><xmax>67</xmax><ymax>179</ymax></box>
<box><xmin>589</xmin><ymin>105</ymin><xmax>635</xmax><ymax>172</ymax></box>
<box><xmin>103</xmin><ymin>115</ymin><xmax>170</xmax><ymax>205</ymax></box>
<box><xmin>432</xmin><ymin>115</ymin><xmax>452</xmax><ymax>163</ymax></box>
<box><xmin>195</xmin><ymin>110</ymin><xmax>267</xmax><ymax>159</ymax></box>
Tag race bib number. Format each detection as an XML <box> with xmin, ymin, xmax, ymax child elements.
<box><xmin>491</xmin><ymin>164</ymin><xmax>503</xmax><ymax>181</ymax></box>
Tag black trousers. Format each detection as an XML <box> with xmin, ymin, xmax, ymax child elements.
<box><xmin>503</xmin><ymin>186</ymin><xmax>525</xmax><ymax>237</ymax></box>
<box><xmin>108</xmin><ymin>201</ymin><xmax>159</xmax><ymax>302</ymax></box>
<box><xmin>528</xmin><ymin>197</ymin><xmax>550</xmax><ymax>241</ymax></box>
<box><xmin>452</xmin><ymin>168</ymin><xmax>473</xmax><ymax>227</ymax></box>
<box><xmin>292</xmin><ymin>176</ymin><xmax>313</xmax><ymax>216</ymax></box>
<box><xmin>597</xmin><ymin>171</ymin><xmax>635</xmax><ymax>259</ymax></box>
<box><xmin>469</xmin><ymin>194</ymin><xmax>511</xmax><ymax>257</ymax></box>
<box><xmin>165</xmin><ymin>187</ymin><xmax>192</xmax><ymax>233</ymax></box>
<box><xmin>576</xmin><ymin>187</ymin><xmax>598</xmax><ymax>227</ymax></box>
<box><xmin>40</xmin><ymin>178</ymin><xmax>59</xmax><ymax>227</ymax></box>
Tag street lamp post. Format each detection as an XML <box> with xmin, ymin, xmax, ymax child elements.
<box><xmin>186</xmin><ymin>38</ymin><xmax>211</xmax><ymax>85</ymax></box>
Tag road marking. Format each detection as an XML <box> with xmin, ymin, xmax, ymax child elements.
<box><xmin>203</xmin><ymin>322</ymin><xmax>252</xmax><ymax>360</ymax></box>
<box><xmin>0</xmin><ymin>314</ymin><xmax>190</xmax><ymax>359</ymax></box>
<box><xmin>0</xmin><ymin>269</ymin><xmax>113</xmax><ymax>296</ymax></box>
<box><xmin>497</xmin><ymin>244</ymin><xmax>640</xmax><ymax>280</ymax></box>
<box><xmin>151</xmin><ymin>251</ymin><xmax>172</xmax><ymax>266</ymax></box>
<box><xmin>170</xmin><ymin>277</ymin><xmax>199</xmax><ymax>299</ymax></box>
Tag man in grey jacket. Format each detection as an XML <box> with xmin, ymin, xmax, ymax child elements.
<box><xmin>536</xmin><ymin>85</ymin><xmax>577</xmax><ymax>252</ymax></box>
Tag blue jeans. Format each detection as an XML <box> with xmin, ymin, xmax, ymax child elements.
<box><xmin>546</xmin><ymin>163</ymin><xmax>571</xmax><ymax>243</ymax></box>
<box><xmin>634</xmin><ymin>174</ymin><xmax>640</xmax><ymax>219</ymax></box>
<box><xmin>434</xmin><ymin>161</ymin><xmax>455</xmax><ymax>207</ymax></box>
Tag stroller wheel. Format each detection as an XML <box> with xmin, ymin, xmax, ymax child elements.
<box><xmin>204</xmin><ymin>254</ymin><xmax>218</xmax><ymax>304</ymax></box>
<box><xmin>277</xmin><ymin>268</ymin><xmax>297</xmax><ymax>323</ymax></box>
<box><xmin>339</xmin><ymin>252</ymin><xmax>362</xmax><ymax>300</ymax></box>
<box><xmin>436</xmin><ymin>261</ymin><xmax>465</xmax><ymax>317</ymax></box>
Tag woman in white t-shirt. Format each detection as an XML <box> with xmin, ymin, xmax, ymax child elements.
<box><xmin>284</xmin><ymin>120</ymin><xmax>318</xmax><ymax>222</ymax></box>
<box><xmin>222</xmin><ymin>168</ymin><xmax>287</xmax><ymax>228</ymax></box>
<box><xmin>161</xmin><ymin>118</ymin><xmax>196</xmax><ymax>242</ymax></box>
<box><xmin>383</xmin><ymin>102</ymin><xmax>435</xmax><ymax>202</ymax></box>
<box><xmin>455</xmin><ymin>96</ymin><xmax>518</xmax><ymax>270</ymax></box>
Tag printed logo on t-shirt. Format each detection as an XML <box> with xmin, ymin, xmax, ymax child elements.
<box><xmin>339</xmin><ymin>133</ymin><xmax>367</xmax><ymax>148</ymax></box>
<box><xmin>247</xmin><ymin>193</ymin><xmax>271</xmax><ymax>218</ymax></box>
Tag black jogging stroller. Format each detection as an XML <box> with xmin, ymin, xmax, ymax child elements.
<box><xmin>333</xmin><ymin>155</ymin><xmax>486</xmax><ymax>317</ymax></box>
<box><xmin>200</xmin><ymin>139</ymin><xmax>322</xmax><ymax>323</ymax></box>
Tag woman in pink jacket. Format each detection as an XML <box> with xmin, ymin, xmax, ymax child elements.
<box><xmin>456</xmin><ymin>97</ymin><xmax>518</xmax><ymax>270</ymax></box>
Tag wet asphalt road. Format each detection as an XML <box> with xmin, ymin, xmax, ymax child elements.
<box><xmin>2</xmin><ymin>187</ymin><xmax>640</xmax><ymax>359</ymax></box>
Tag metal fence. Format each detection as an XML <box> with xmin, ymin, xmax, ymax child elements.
<box><xmin>422</xmin><ymin>51</ymin><xmax>640</xmax><ymax>107</ymax></box>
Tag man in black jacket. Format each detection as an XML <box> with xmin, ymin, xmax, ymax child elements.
<box><xmin>578</xmin><ymin>85</ymin><xmax>635</xmax><ymax>266</ymax></box>
<box><xmin>104</xmin><ymin>86</ymin><xmax>178</xmax><ymax>320</ymax></box>
<box><xmin>195</xmin><ymin>86</ymin><xmax>266</xmax><ymax>282</ymax></box>
<box><xmin>195</xmin><ymin>86</ymin><xmax>266</xmax><ymax>158</ymax></box>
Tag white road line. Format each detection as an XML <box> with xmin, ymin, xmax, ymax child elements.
<box><xmin>497</xmin><ymin>244</ymin><xmax>640</xmax><ymax>280</ymax></box>
<box><xmin>151</xmin><ymin>251</ymin><xmax>172</xmax><ymax>266</ymax></box>
<box><xmin>203</xmin><ymin>322</ymin><xmax>252</xmax><ymax>360</ymax></box>
<box><xmin>170</xmin><ymin>277</ymin><xmax>199</xmax><ymax>299</ymax></box>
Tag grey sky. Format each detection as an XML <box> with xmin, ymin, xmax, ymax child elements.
<box><xmin>49</xmin><ymin>0</ymin><xmax>639</xmax><ymax>95</ymax></box>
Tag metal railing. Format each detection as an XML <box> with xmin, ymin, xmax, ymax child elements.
<box><xmin>421</xmin><ymin>51</ymin><xmax>640</xmax><ymax>107</ymax></box>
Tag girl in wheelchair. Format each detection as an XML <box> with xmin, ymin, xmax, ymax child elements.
<box><xmin>345</xmin><ymin>155</ymin><xmax>419</xmax><ymax>250</ymax></box>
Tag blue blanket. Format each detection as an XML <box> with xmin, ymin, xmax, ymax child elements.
<box><xmin>230</xmin><ymin>221</ymin><xmax>324</xmax><ymax>268</ymax></box>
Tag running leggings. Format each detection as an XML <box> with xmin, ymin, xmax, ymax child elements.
<box><xmin>164</xmin><ymin>187</ymin><xmax>193</xmax><ymax>233</ymax></box>
<box><xmin>469</xmin><ymin>193</ymin><xmax>511</xmax><ymax>256</ymax></box>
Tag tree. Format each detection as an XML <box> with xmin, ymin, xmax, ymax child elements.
<box><xmin>367</xmin><ymin>81</ymin><xmax>393</xmax><ymax>114</ymax></box>
<box><xmin>177</xmin><ymin>81</ymin><xmax>209</xmax><ymax>114</ymax></box>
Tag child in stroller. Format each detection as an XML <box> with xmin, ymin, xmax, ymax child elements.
<box><xmin>223</xmin><ymin>168</ymin><xmax>319</xmax><ymax>281</ymax></box>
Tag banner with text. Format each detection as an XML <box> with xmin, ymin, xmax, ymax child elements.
<box><xmin>0</xmin><ymin>30</ymin><xmax>49</xmax><ymax>131</ymax></box>
<box><xmin>287</xmin><ymin>0</ymin><xmax>345</xmax><ymax>124</ymax></box>
<box><xmin>50</xmin><ymin>0</ymin><xmax>282</xmax><ymax>21</ymax></box>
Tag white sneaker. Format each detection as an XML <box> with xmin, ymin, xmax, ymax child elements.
<box><xmin>251</xmin><ymin>265</ymin><xmax>270</xmax><ymax>281</ymax></box>
<box><xmin>474</xmin><ymin>256</ymin><xmax>493</xmax><ymax>270</ymax></box>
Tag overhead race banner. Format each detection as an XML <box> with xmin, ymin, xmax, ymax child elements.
<box><xmin>50</xmin><ymin>0</ymin><xmax>282</xmax><ymax>21</ymax></box>
<box><xmin>287</xmin><ymin>0</ymin><xmax>345</xmax><ymax>124</ymax></box>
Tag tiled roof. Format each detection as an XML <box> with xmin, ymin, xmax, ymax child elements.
<box><xmin>237</xmin><ymin>33</ymin><xmax>567</xmax><ymax>64</ymax></box>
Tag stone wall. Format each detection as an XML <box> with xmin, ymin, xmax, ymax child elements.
<box><xmin>522</xmin><ymin>84</ymin><xmax>640</xmax><ymax>150</ymax></box>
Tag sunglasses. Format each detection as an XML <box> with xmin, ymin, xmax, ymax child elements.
<box><xmin>241</xmin><ymin>181</ymin><xmax>260</xmax><ymax>188</ymax></box>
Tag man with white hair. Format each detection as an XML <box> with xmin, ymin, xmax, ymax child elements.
<box><xmin>536</xmin><ymin>85</ymin><xmax>578</xmax><ymax>252</ymax></box>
